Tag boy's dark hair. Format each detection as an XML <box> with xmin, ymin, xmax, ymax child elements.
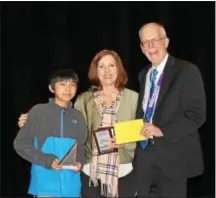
<box><xmin>48</xmin><ymin>68</ymin><xmax>79</xmax><ymax>89</ymax></box>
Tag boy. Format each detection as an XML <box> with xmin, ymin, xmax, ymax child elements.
<box><xmin>14</xmin><ymin>68</ymin><xmax>87</xmax><ymax>197</ymax></box>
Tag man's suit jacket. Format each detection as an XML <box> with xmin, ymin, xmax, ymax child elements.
<box><xmin>135</xmin><ymin>55</ymin><xmax>206</xmax><ymax>178</ymax></box>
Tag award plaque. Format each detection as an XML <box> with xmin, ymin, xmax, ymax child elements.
<box><xmin>59</xmin><ymin>142</ymin><xmax>78</xmax><ymax>170</ymax></box>
<box><xmin>93</xmin><ymin>127</ymin><xmax>118</xmax><ymax>155</ymax></box>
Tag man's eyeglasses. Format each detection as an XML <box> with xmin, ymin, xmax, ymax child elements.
<box><xmin>141</xmin><ymin>37</ymin><xmax>167</xmax><ymax>49</ymax></box>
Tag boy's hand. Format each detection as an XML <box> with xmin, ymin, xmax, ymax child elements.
<box><xmin>72</xmin><ymin>161</ymin><xmax>82</xmax><ymax>172</ymax></box>
<box><xmin>51</xmin><ymin>158</ymin><xmax>62</xmax><ymax>170</ymax></box>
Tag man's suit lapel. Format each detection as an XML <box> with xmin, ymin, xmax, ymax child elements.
<box><xmin>155</xmin><ymin>55</ymin><xmax>176</xmax><ymax>110</ymax></box>
<box><xmin>136</xmin><ymin>65</ymin><xmax>151</xmax><ymax>118</ymax></box>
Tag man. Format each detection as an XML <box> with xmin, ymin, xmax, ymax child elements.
<box><xmin>134</xmin><ymin>22</ymin><xmax>206</xmax><ymax>197</ymax></box>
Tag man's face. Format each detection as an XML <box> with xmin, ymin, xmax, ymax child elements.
<box><xmin>140</xmin><ymin>24</ymin><xmax>169</xmax><ymax>66</ymax></box>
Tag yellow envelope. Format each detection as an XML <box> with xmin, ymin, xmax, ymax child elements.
<box><xmin>114</xmin><ymin>119</ymin><xmax>146</xmax><ymax>144</ymax></box>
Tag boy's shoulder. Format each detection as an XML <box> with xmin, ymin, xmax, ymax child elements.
<box><xmin>69</xmin><ymin>107</ymin><xmax>83</xmax><ymax>116</ymax></box>
<box><xmin>28</xmin><ymin>102</ymin><xmax>50</xmax><ymax>115</ymax></box>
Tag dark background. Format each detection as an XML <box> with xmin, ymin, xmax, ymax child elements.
<box><xmin>1</xmin><ymin>1</ymin><xmax>215</xmax><ymax>197</ymax></box>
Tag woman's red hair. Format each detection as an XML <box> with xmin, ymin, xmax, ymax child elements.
<box><xmin>88</xmin><ymin>49</ymin><xmax>128</xmax><ymax>91</ymax></box>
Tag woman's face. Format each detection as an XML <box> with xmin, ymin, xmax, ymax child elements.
<box><xmin>97</xmin><ymin>55</ymin><xmax>118</xmax><ymax>87</ymax></box>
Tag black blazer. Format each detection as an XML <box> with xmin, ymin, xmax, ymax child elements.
<box><xmin>135</xmin><ymin>55</ymin><xmax>206</xmax><ymax>178</ymax></box>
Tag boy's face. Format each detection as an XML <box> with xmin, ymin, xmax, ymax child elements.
<box><xmin>49</xmin><ymin>79</ymin><xmax>77</xmax><ymax>104</ymax></box>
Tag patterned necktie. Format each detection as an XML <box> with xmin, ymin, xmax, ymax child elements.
<box><xmin>143</xmin><ymin>69</ymin><xmax>158</xmax><ymax>122</ymax></box>
<box><xmin>139</xmin><ymin>69</ymin><xmax>158</xmax><ymax>149</ymax></box>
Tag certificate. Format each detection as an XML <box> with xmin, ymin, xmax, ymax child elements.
<box><xmin>59</xmin><ymin>142</ymin><xmax>79</xmax><ymax>170</ymax></box>
<box><xmin>93</xmin><ymin>127</ymin><xmax>118</xmax><ymax>155</ymax></box>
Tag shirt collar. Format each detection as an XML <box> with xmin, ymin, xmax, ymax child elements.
<box><xmin>48</xmin><ymin>97</ymin><xmax>73</xmax><ymax>110</ymax></box>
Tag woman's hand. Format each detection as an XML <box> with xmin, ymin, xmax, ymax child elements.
<box><xmin>106</xmin><ymin>136</ymin><xmax>125</xmax><ymax>149</ymax></box>
<box><xmin>18</xmin><ymin>113</ymin><xmax>28</xmax><ymax>128</ymax></box>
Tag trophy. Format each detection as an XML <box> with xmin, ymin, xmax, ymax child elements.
<box><xmin>93</xmin><ymin>127</ymin><xmax>118</xmax><ymax>155</ymax></box>
<box><xmin>59</xmin><ymin>141</ymin><xmax>79</xmax><ymax>170</ymax></box>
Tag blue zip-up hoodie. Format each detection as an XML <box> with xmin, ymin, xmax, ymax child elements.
<box><xmin>14</xmin><ymin>98</ymin><xmax>87</xmax><ymax>197</ymax></box>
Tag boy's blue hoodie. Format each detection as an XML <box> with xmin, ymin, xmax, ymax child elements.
<box><xmin>14</xmin><ymin>98</ymin><xmax>87</xmax><ymax>197</ymax></box>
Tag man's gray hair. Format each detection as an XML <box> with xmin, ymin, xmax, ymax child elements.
<box><xmin>138</xmin><ymin>22</ymin><xmax>167</xmax><ymax>40</ymax></box>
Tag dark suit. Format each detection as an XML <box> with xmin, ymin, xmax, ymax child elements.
<box><xmin>134</xmin><ymin>55</ymin><xmax>206</xmax><ymax>197</ymax></box>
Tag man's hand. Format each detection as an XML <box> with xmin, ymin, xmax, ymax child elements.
<box><xmin>18</xmin><ymin>113</ymin><xmax>28</xmax><ymax>128</ymax></box>
<box><xmin>140</xmin><ymin>123</ymin><xmax>163</xmax><ymax>138</ymax></box>
<box><xmin>51</xmin><ymin>158</ymin><xmax>62</xmax><ymax>170</ymax></box>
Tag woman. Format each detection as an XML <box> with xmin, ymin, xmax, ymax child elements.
<box><xmin>18</xmin><ymin>49</ymin><xmax>138</xmax><ymax>197</ymax></box>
